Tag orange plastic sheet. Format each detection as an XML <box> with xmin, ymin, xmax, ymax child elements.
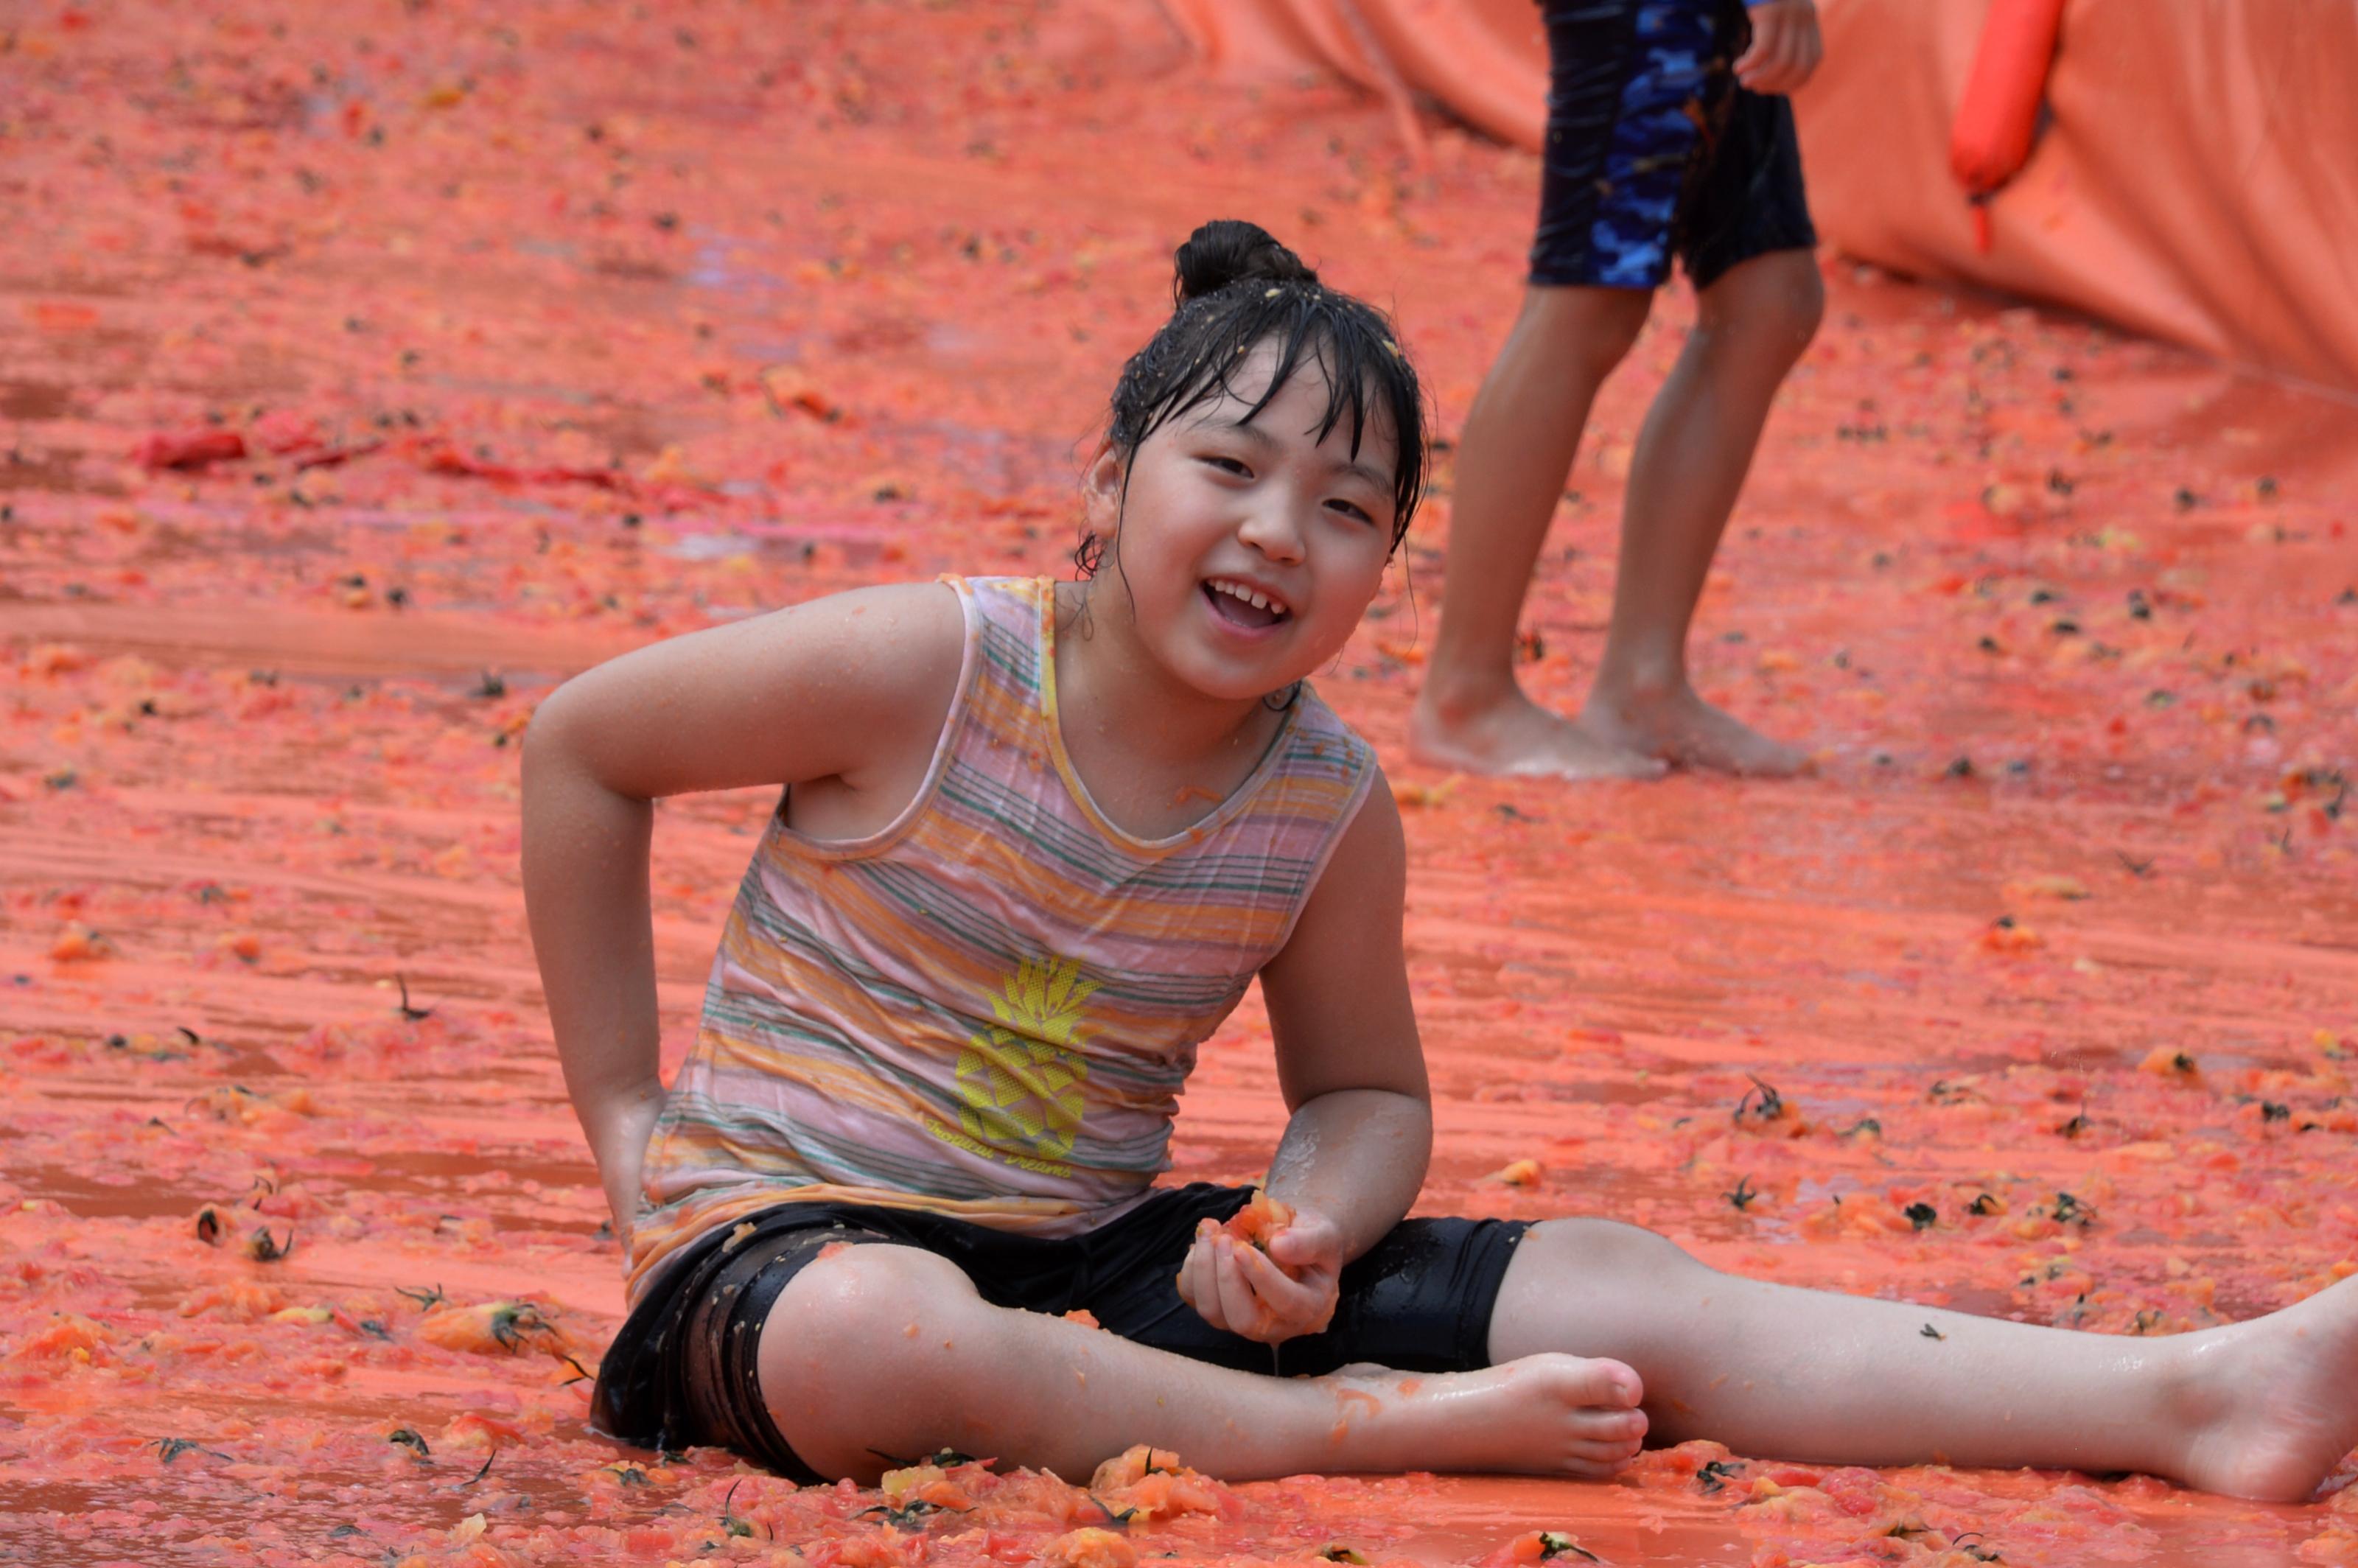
<box><xmin>4</xmin><ymin>1</ymin><xmax>2358</xmax><ymax>1565</ymax></box>
<box><xmin>1163</xmin><ymin>0</ymin><xmax>2358</xmax><ymax>392</ymax></box>
<box><xmin>1157</xmin><ymin>0</ymin><xmax>1547</xmax><ymax>150</ymax></box>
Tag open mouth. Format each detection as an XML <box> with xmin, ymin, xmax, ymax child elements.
<box><xmin>1203</xmin><ymin>577</ymin><xmax>1291</xmax><ymax>631</ymax></box>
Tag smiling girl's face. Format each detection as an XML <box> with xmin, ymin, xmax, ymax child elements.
<box><xmin>1083</xmin><ymin>341</ymin><xmax>1400</xmax><ymax>705</ymax></box>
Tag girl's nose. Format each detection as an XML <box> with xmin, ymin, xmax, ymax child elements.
<box><xmin>1236</xmin><ymin>500</ymin><xmax>1306</xmax><ymax>564</ymax></box>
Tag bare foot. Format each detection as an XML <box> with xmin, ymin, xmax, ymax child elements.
<box><xmin>1410</xmin><ymin>687</ymin><xmax>1666</xmax><ymax>782</ymax></box>
<box><xmin>1578</xmin><ymin>679</ymin><xmax>1808</xmax><ymax>777</ymax></box>
<box><xmin>2175</xmin><ymin>1277</ymin><xmax>2358</xmax><ymax>1502</ymax></box>
<box><xmin>1330</xmin><ymin>1353</ymin><xmax>1648</xmax><ymax>1478</ymax></box>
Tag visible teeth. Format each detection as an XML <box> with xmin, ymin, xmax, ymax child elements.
<box><xmin>1211</xmin><ymin>579</ymin><xmax>1284</xmax><ymax>615</ymax></box>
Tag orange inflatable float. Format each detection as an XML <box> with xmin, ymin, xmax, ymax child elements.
<box><xmin>1948</xmin><ymin>0</ymin><xmax>2066</xmax><ymax>201</ymax></box>
<box><xmin>1948</xmin><ymin>0</ymin><xmax>2067</xmax><ymax>251</ymax></box>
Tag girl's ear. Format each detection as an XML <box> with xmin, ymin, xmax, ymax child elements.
<box><xmin>1082</xmin><ymin>441</ymin><xmax>1126</xmax><ymax>533</ymax></box>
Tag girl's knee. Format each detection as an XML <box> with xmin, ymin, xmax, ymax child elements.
<box><xmin>758</xmin><ymin>1245</ymin><xmax>978</xmax><ymax>1477</ymax></box>
<box><xmin>769</xmin><ymin>1243</ymin><xmax>973</xmax><ymax>1367</ymax></box>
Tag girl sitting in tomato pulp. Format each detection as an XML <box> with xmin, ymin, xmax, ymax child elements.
<box><xmin>522</xmin><ymin>220</ymin><xmax>2358</xmax><ymax>1500</ymax></box>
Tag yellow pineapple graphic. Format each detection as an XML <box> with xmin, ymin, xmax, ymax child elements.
<box><xmin>952</xmin><ymin>956</ymin><xmax>1100</xmax><ymax>1168</ymax></box>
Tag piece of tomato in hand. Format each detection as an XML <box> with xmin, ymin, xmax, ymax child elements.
<box><xmin>1220</xmin><ymin>1189</ymin><xmax>1294</xmax><ymax>1253</ymax></box>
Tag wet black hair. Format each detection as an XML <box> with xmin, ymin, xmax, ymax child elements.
<box><xmin>1075</xmin><ymin>218</ymin><xmax>1429</xmax><ymax>576</ymax></box>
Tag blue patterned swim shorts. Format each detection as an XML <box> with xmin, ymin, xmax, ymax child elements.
<box><xmin>1529</xmin><ymin>0</ymin><xmax>1816</xmax><ymax>290</ymax></box>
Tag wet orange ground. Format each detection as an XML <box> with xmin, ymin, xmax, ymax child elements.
<box><xmin>3</xmin><ymin>2</ymin><xmax>2357</xmax><ymax>1564</ymax></box>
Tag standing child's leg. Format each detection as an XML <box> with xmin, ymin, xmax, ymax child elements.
<box><xmin>1410</xmin><ymin>287</ymin><xmax>1665</xmax><ymax>781</ymax></box>
<box><xmin>1575</xmin><ymin>248</ymin><xmax>1822</xmax><ymax>774</ymax></box>
<box><xmin>1490</xmin><ymin>1218</ymin><xmax>2358</xmax><ymax>1502</ymax></box>
<box><xmin>1418</xmin><ymin>0</ymin><xmax>1830</xmax><ymax>783</ymax></box>
<box><xmin>1415</xmin><ymin>0</ymin><xmax>1806</xmax><ymax>783</ymax></box>
<box><xmin>759</xmin><ymin>1242</ymin><xmax>1651</xmax><ymax>1484</ymax></box>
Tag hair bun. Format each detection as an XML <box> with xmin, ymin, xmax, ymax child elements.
<box><xmin>1172</xmin><ymin>220</ymin><xmax>1317</xmax><ymax>304</ymax></box>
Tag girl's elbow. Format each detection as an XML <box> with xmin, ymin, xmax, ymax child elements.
<box><xmin>520</xmin><ymin>678</ymin><xmax>595</xmax><ymax>784</ymax></box>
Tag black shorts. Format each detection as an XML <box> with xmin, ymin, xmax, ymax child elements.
<box><xmin>1530</xmin><ymin>0</ymin><xmax>1816</xmax><ymax>290</ymax></box>
<box><xmin>591</xmin><ymin>1183</ymin><xmax>1531</xmax><ymax>1483</ymax></box>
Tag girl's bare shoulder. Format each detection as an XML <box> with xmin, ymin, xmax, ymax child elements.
<box><xmin>529</xmin><ymin>579</ymin><xmax>968</xmax><ymax>798</ymax></box>
<box><xmin>791</xmin><ymin>578</ymin><xmax>968</xmax><ymax>682</ymax></box>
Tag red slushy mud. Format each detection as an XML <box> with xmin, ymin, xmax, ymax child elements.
<box><xmin>3</xmin><ymin>4</ymin><xmax>2356</xmax><ymax>1564</ymax></box>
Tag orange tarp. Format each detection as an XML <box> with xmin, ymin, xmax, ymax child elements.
<box><xmin>1162</xmin><ymin>0</ymin><xmax>2358</xmax><ymax>391</ymax></box>
<box><xmin>1152</xmin><ymin>0</ymin><xmax>1551</xmax><ymax>153</ymax></box>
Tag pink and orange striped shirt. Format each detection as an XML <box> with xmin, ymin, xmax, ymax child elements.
<box><xmin>626</xmin><ymin>576</ymin><xmax>1376</xmax><ymax>1298</ymax></box>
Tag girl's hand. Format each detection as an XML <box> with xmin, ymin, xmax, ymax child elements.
<box><xmin>1175</xmin><ymin>1206</ymin><xmax>1346</xmax><ymax>1344</ymax></box>
<box><xmin>587</xmin><ymin>1083</ymin><xmax>666</xmax><ymax>1252</ymax></box>
<box><xmin>1735</xmin><ymin>0</ymin><xmax>1822</xmax><ymax>96</ymax></box>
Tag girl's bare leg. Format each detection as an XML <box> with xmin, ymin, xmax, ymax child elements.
<box><xmin>1575</xmin><ymin>248</ymin><xmax>1823</xmax><ymax>776</ymax></box>
<box><xmin>1410</xmin><ymin>285</ymin><xmax>1664</xmax><ymax>782</ymax></box>
<box><xmin>760</xmin><ymin>1244</ymin><xmax>1648</xmax><ymax>1484</ymax></box>
<box><xmin>1491</xmin><ymin>1217</ymin><xmax>2358</xmax><ymax>1502</ymax></box>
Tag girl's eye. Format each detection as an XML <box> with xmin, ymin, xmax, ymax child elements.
<box><xmin>1202</xmin><ymin>455</ymin><xmax>1252</xmax><ymax>477</ymax></box>
<box><xmin>1327</xmin><ymin>498</ymin><xmax>1376</xmax><ymax>525</ymax></box>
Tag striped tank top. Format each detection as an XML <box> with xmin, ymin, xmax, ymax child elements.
<box><xmin>626</xmin><ymin>575</ymin><xmax>1377</xmax><ymax>1299</ymax></box>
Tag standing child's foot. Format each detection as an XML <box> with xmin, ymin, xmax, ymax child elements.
<box><xmin>1410</xmin><ymin>687</ymin><xmax>1666</xmax><ymax>782</ymax></box>
<box><xmin>1326</xmin><ymin>1353</ymin><xmax>1649</xmax><ymax>1477</ymax></box>
<box><xmin>2174</xmin><ymin>1275</ymin><xmax>2358</xmax><ymax>1502</ymax></box>
<box><xmin>1578</xmin><ymin>679</ymin><xmax>1808</xmax><ymax>777</ymax></box>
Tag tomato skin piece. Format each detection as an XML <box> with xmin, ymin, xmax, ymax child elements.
<box><xmin>130</xmin><ymin>428</ymin><xmax>246</xmax><ymax>470</ymax></box>
<box><xmin>1040</xmin><ymin>1526</ymin><xmax>1140</xmax><ymax>1568</ymax></box>
<box><xmin>415</xmin><ymin>1300</ymin><xmax>576</xmax><ymax>1359</ymax></box>
<box><xmin>1220</xmin><ymin>1189</ymin><xmax>1294</xmax><ymax>1253</ymax></box>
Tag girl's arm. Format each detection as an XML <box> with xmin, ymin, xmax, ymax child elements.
<box><xmin>1175</xmin><ymin>777</ymin><xmax>1435</xmax><ymax>1342</ymax></box>
<box><xmin>1261</xmin><ymin>777</ymin><xmax>1431</xmax><ymax>1250</ymax></box>
<box><xmin>520</xmin><ymin>582</ymin><xmax>964</xmax><ymax>1246</ymax></box>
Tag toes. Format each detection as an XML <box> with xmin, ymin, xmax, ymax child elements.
<box><xmin>1522</xmin><ymin>1352</ymin><xmax>1645</xmax><ymax>1410</ymax></box>
<box><xmin>1571</xmin><ymin>1405</ymin><xmax>1648</xmax><ymax>1443</ymax></box>
<box><xmin>1572</xmin><ymin>1357</ymin><xmax>1644</xmax><ymax>1409</ymax></box>
<box><xmin>1567</xmin><ymin>1436</ymin><xmax>1642</xmax><ymax>1466</ymax></box>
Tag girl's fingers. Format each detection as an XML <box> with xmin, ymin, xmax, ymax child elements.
<box><xmin>1264</xmin><ymin>1245</ymin><xmax>1339</xmax><ymax>1320</ymax></box>
<box><xmin>1231</xmin><ymin>1236</ymin><xmax>1317</xmax><ymax>1310</ymax></box>
<box><xmin>1196</xmin><ymin>1242</ymin><xmax>1238</xmax><ymax>1331</ymax></box>
<box><xmin>1188</xmin><ymin>1225</ymin><xmax>1343</xmax><ymax>1343</ymax></box>
<box><xmin>1212</xmin><ymin>1239</ymin><xmax>1270</xmax><ymax>1338</ymax></box>
<box><xmin>1236</xmin><ymin>1242</ymin><xmax>1340</xmax><ymax>1338</ymax></box>
<box><xmin>1187</xmin><ymin>1235</ymin><xmax>1234</xmax><ymax>1329</ymax></box>
<box><xmin>1178</xmin><ymin>1233</ymin><xmax>1225</xmax><ymax>1329</ymax></box>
